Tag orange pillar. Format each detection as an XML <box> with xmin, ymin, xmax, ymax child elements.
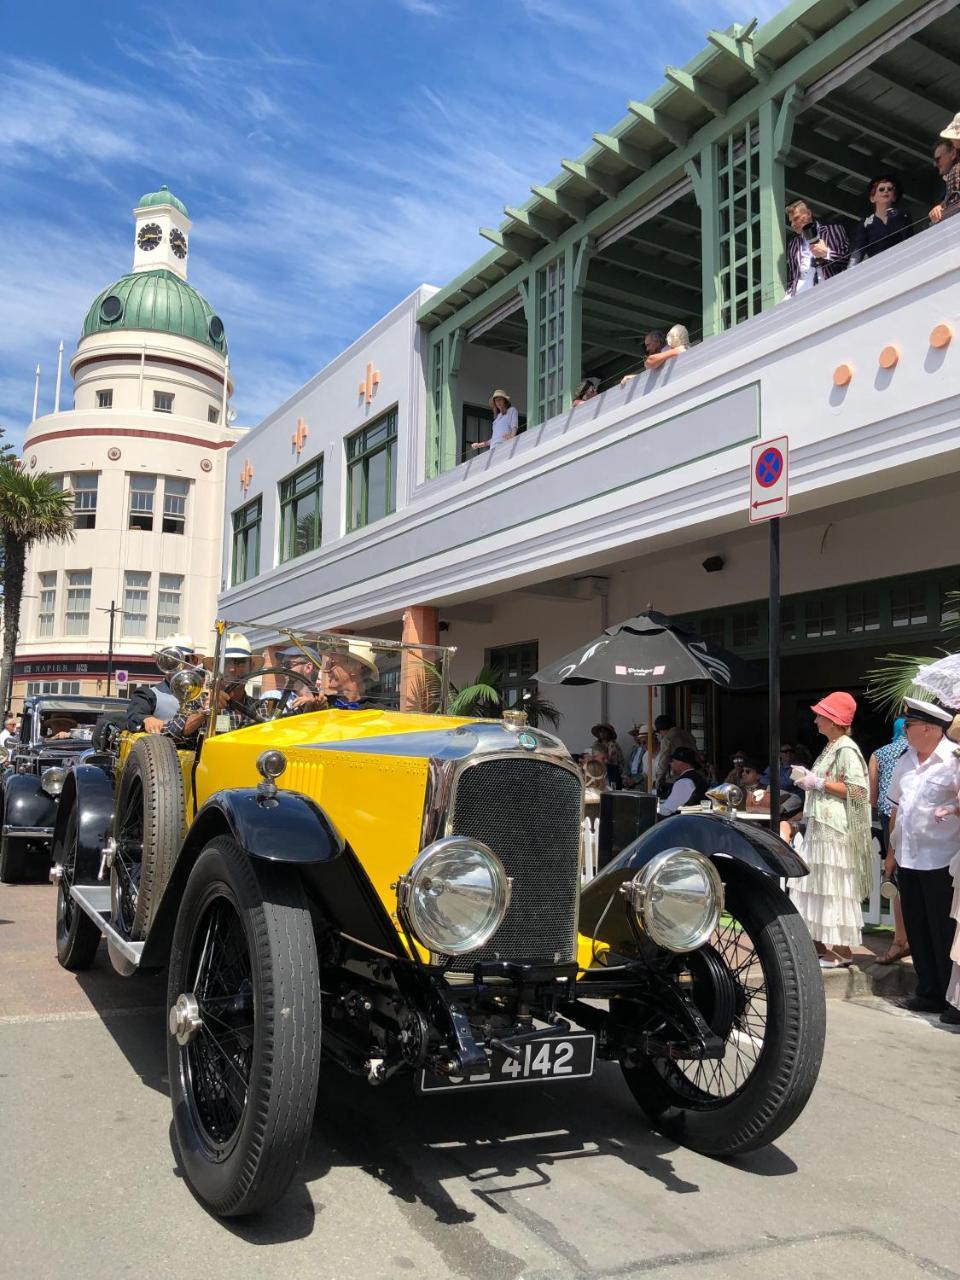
<box><xmin>401</xmin><ymin>606</ymin><xmax>439</xmax><ymax>711</ymax></box>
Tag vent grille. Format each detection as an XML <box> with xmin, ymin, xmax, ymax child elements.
<box><xmin>447</xmin><ymin>756</ymin><xmax>582</xmax><ymax>969</ymax></box>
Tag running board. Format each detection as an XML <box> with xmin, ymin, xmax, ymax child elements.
<box><xmin>70</xmin><ymin>884</ymin><xmax>145</xmax><ymax>967</ymax></box>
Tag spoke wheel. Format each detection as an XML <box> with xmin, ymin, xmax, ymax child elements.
<box><xmin>167</xmin><ymin>836</ymin><xmax>321</xmax><ymax>1217</ymax></box>
<box><xmin>112</xmin><ymin>735</ymin><xmax>185</xmax><ymax>940</ymax></box>
<box><xmin>620</xmin><ymin>868</ymin><xmax>825</xmax><ymax>1156</ymax></box>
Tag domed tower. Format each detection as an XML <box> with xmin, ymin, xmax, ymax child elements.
<box><xmin>16</xmin><ymin>187</ymin><xmax>245</xmax><ymax>707</ymax></box>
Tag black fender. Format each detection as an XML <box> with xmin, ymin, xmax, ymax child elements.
<box><xmin>51</xmin><ymin>764</ymin><xmax>116</xmax><ymax>883</ymax></box>
<box><xmin>140</xmin><ymin>789</ymin><xmax>404</xmax><ymax>971</ymax></box>
<box><xmin>579</xmin><ymin>811</ymin><xmax>808</xmax><ymax>944</ymax></box>
<box><xmin>2</xmin><ymin>772</ymin><xmax>57</xmax><ymax>840</ymax></box>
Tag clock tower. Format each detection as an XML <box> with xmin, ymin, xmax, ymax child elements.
<box><xmin>132</xmin><ymin>184</ymin><xmax>192</xmax><ymax>280</ymax></box>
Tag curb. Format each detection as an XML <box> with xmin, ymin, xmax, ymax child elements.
<box><xmin>821</xmin><ymin>958</ymin><xmax>913</xmax><ymax>1001</ymax></box>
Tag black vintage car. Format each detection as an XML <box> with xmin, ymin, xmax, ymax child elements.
<box><xmin>0</xmin><ymin>695</ymin><xmax>128</xmax><ymax>882</ymax></box>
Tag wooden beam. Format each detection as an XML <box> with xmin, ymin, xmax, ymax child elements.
<box><xmin>478</xmin><ymin>227</ymin><xmax>535</xmax><ymax>261</ymax></box>
<box><xmin>867</xmin><ymin>65</ymin><xmax>955</xmax><ymax>121</ymax></box>
<box><xmin>812</xmin><ymin>94</ymin><xmax>930</xmax><ymax>165</ymax></box>
<box><xmin>621</xmin><ymin>226</ymin><xmax>701</xmax><ymax>263</ymax></box>
<box><xmin>706</xmin><ymin>29</ymin><xmax>770</xmax><ymax>82</ymax></box>
<box><xmin>592</xmin><ymin>133</ymin><xmax>653</xmax><ymax>171</ymax></box>
<box><xmin>590</xmin><ymin>248</ymin><xmax>701</xmax><ymax>295</ymax></box>
<box><xmin>789</xmin><ymin>124</ymin><xmax>883</xmax><ymax>184</ymax></box>
<box><xmin>665</xmin><ymin>67</ymin><xmax>729</xmax><ymax>117</ymax></box>
<box><xmin>530</xmin><ymin>185</ymin><xmax>589</xmax><ymax>221</ymax></box>
<box><xmin>504</xmin><ymin>206</ymin><xmax>556</xmax><ymax>241</ymax></box>
<box><xmin>627</xmin><ymin>101</ymin><xmax>690</xmax><ymax>148</ymax></box>
<box><xmin>560</xmin><ymin>159</ymin><xmax>619</xmax><ymax>199</ymax></box>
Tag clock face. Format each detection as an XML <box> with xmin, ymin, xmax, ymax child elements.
<box><xmin>137</xmin><ymin>222</ymin><xmax>162</xmax><ymax>251</ymax></box>
<box><xmin>170</xmin><ymin>228</ymin><xmax>187</xmax><ymax>259</ymax></box>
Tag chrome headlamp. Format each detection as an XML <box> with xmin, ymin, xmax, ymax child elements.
<box><xmin>397</xmin><ymin>836</ymin><xmax>511</xmax><ymax>957</ymax></box>
<box><xmin>41</xmin><ymin>766</ymin><xmax>68</xmax><ymax>797</ymax></box>
<box><xmin>620</xmin><ymin>848</ymin><xmax>723</xmax><ymax>953</ymax></box>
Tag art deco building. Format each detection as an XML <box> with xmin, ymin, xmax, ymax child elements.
<box><xmin>15</xmin><ymin>186</ymin><xmax>244</xmax><ymax>706</ymax></box>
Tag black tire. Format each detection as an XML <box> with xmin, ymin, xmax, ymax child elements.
<box><xmin>56</xmin><ymin>807</ymin><xmax>101</xmax><ymax>971</ymax></box>
<box><xmin>113</xmin><ymin>735</ymin><xmax>185</xmax><ymax>940</ymax></box>
<box><xmin>620</xmin><ymin>868</ymin><xmax>825</xmax><ymax>1157</ymax></box>
<box><xmin>0</xmin><ymin>832</ymin><xmax>26</xmax><ymax>883</ymax></box>
<box><xmin>167</xmin><ymin>837</ymin><xmax>321</xmax><ymax>1217</ymax></box>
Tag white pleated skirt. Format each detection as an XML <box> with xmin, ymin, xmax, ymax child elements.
<box><xmin>947</xmin><ymin>854</ymin><xmax>960</xmax><ymax>1009</ymax></box>
<box><xmin>791</xmin><ymin>822</ymin><xmax>863</xmax><ymax>949</ymax></box>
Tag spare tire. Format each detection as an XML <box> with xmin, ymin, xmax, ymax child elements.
<box><xmin>92</xmin><ymin>710</ymin><xmax>128</xmax><ymax>752</ymax></box>
<box><xmin>112</xmin><ymin>735</ymin><xmax>186</xmax><ymax>939</ymax></box>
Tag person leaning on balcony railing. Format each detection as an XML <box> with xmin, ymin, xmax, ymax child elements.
<box><xmin>929</xmin><ymin>117</ymin><xmax>960</xmax><ymax>224</ymax></box>
<box><xmin>849</xmin><ymin>174</ymin><xmax>913</xmax><ymax>265</ymax></box>
<box><xmin>619</xmin><ymin>330</ymin><xmax>665</xmax><ymax>388</ymax></box>
<box><xmin>783</xmin><ymin>200</ymin><xmax>849</xmax><ymax>299</ymax></box>
<box><xmin>472</xmin><ymin>389</ymin><xmax>518</xmax><ymax>451</ymax></box>
<box><xmin>643</xmin><ymin>324</ymin><xmax>688</xmax><ymax>371</ymax></box>
<box><xmin>572</xmin><ymin>376</ymin><xmax>601</xmax><ymax>406</ymax></box>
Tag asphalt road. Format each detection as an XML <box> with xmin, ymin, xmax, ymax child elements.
<box><xmin>2</xmin><ymin>877</ymin><xmax>959</xmax><ymax>1280</ymax></box>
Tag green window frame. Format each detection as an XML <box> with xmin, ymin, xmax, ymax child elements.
<box><xmin>231</xmin><ymin>496</ymin><xmax>261</xmax><ymax>585</ymax></box>
<box><xmin>536</xmin><ymin>255</ymin><xmax>565</xmax><ymax>423</ymax></box>
<box><xmin>279</xmin><ymin>456</ymin><xmax>323</xmax><ymax>563</ymax></box>
<box><xmin>717</xmin><ymin>118</ymin><xmax>762</xmax><ymax>331</ymax></box>
<box><xmin>346</xmin><ymin>408</ymin><xmax>397</xmax><ymax>533</ymax></box>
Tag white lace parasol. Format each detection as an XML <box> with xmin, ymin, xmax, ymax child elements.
<box><xmin>913</xmin><ymin>653</ymin><xmax>960</xmax><ymax>710</ymax></box>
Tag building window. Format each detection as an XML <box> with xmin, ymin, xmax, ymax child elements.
<box><xmin>535</xmin><ymin>254</ymin><xmax>565</xmax><ymax>424</ymax></box>
<box><xmin>717</xmin><ymin>119</ymin><xmax>762</xmax><ymax>331</ymax></box>
<box><xmin>122</xmin><ymin>571</ymin><xmax>150</xmax><ymax>637</ymax></box>
<box><xmin>157</xmin><ymin>574</ymin><xmax>183</xmax><ymax>637</ymax></box>
<box><xmin>64</xmin><ymin>570</ymin><xmax>92</xmax><ymax>636</ymax></box>
<box><xmin>97</xmin><ymin>389</ymin><xmax>113</xmax><ymax>409</ymax></box>
<box><xmin>208</xmin><ymin>405</ymin><xmax>220</xmax><ymax>423</ymax></box>
<box><xmin>232</xmin><ymin>496</ymin><xmax>262</xmax><ymax>585</ymax></box>
<box><xmin>154</xmin><ymin>391</ymin><xmax>174</xmax><ymax>413</ymax></box>
<box><xmin>430</xmin><ymin>340</ymin><xmax>444</xmax><ymax>476</ymax></box>
<box><xmin>26</xmin><ymin>681</ymin><xmax>80</xmax><ymax>696</ymax></box>
<box><xmin>38</xmin><ymin>571</ymin><xmax>56</xmax><ymax>637</ymax></box>
<box><xmin>941</xmin><ymin>579</ymin><xmax>960</xmax><ymax>623</ymax></box>
<box><xmin>279</xmin><ymin>457</ymin><xmax>323</xmax><ymax>562</ymax></box>
<box><xmin>460</xmin><ymin>404</ymin><xmax>493</xmax><ymax>462</ymax></box>
<box><xmin>731</xmin><ymin>608</ymin><xmax>761</xmax><ymax>649</ymax></box>
<box><xmin>71</xmin><ymin>472</ymin><xmax>98</xmax><ymax>530</ymax></box>
<box><xmin>489</xmin><ymin>641</ymin><xmax>539</xmax><ymax>711</ymax></box>
<box><xmin>891</xmin><ymin>583</ymin><xmax>927</xmax><ymax>627</ymax></box>
<box><xmin>162</xmin><ymin>477</ymin><xmax>189</xmax><ymax>534</ymax></box>
<box><xmin>804</xmin><ymin>599</ymin><xmax>837</xmax><ymax>639</ymax></box>
<box><xmin>846</xmin><ymin>589</ymin><xmax>880</xmax><ymax>634</ymax></box>
<box><xmin>346</xmin><ymin>409</ymin><xmax>397</xmax><ymax>532</ymax></box>
<box><xmin>129</xmin><ymin>474</ymin><xmax>156</xmax><ymax>530</ymax></box>
<box><xmin>780</xmin><ymin>603</ymin><xmax>798</xmax><ymax>644</ymax></box>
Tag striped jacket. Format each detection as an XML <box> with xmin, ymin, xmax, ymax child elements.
<box><xmin>785</xmin><ymin>220</ymin><xmax>850</xmax><ymax>297</ymax></box>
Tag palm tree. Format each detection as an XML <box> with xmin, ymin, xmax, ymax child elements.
<box><xmin>0</xmin><ymin>465</ymin><xmax>75</xmax><ymax>711</ymax></box>
<box><xmin>866</xmin><ymin>592</ymin><xmax>960</xmax><ymax>715</ymax></box>
<box><xmin>407</xmin><ymin>660</ymin><xmax>562</xmax><ymax>729</ymax></box>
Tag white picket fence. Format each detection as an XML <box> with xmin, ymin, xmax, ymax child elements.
<box><xmin>579</xmin><ymin>817</ymin><xmax>895</xmax><ymax>927</ymax></box>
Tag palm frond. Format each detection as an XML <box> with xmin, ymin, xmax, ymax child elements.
<box><xmin>864</xmin><ymin>652</ymin><xmax>950</xmax><ymax>717</ymax></box>
<box><xmin>0</xmin><ymin>464</ymin><xmax>75</xmax><ymax>544</ymax></box>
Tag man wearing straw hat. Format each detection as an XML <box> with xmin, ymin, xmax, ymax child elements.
<box><xmin>471</xmin><ymin>390</ymin><xmax>518</xmax><ymax>452</ymax></box>
<box><xmin>930</xmin><ymin>115</ymin><xmax>960</xmax><ymax>224</ymax></box>
<box><xmin>321</xmin><ymin>641</ymin><xmax>381</xmax><ymax>709</ymax></box>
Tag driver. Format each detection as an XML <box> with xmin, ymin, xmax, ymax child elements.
<box><xmin>163</xmin><ymin>633</ymin><xmax>258</xmax><ymax>744</ymax></box>
<box><xmin>321</xmin><ymin>641</ymin><xmax>380</xmax><ymax>709</ymax></box>
<box><xmin>275</xmin><ymin>645</ymin><xmax>328</xmax><ymax>714</ymax></box>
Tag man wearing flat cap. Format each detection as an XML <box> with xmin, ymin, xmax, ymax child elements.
<box><xmin>658</xmin><ymin>746</ymin><xmax>709</xmax><ymax>816</ymax></box>
<box><xmin>886</xmin><ymin>696</ymin><xmax>960</xmax><ymax>1022</ymax></box>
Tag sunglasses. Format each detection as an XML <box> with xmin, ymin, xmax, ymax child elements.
<box><xmin>874</xmin><ymin>185</ymin><xmax>895</xmax><ymax>193</ymax></box>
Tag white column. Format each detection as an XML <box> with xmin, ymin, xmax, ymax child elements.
<box><xmin>53</xmin><ymin>340</ymin><xmax>64</xmax><ymax>413</ymax></box>
<box><xmin>32</xmin><ymin>365</ymin><xmax>40</xmax><ymax>422</ymax></box>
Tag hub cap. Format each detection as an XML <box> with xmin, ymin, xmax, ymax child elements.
<box><xmin>169</xmin><ymin>993</ymin><xmax>203</xmax><ymax>1046</ymax></box>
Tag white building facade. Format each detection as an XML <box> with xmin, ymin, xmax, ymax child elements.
<box><xmin>16</xmin><ymin>186</ymin><xmax>244</xmax><ymax>706</ymax></box>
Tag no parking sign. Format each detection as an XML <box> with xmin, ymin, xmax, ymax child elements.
<box><xmin>749</xmin><ymin>436</ymin><xmax>789</xmax><ymax>523</ymax></box>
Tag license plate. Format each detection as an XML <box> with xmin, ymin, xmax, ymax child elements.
<box><xmin>419</xmin><ymin>1031</ymin><xmax>595</xmax><ymax>1092</ymax></box>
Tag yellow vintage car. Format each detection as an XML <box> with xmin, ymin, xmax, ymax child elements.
<box><xmin>51</xmin><ymin>619</ymin><xmax>824</xmax><ymax>1218</ymax></box>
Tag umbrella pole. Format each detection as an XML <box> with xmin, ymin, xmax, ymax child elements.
<box><xmin>646</xmin><ymin>687</ymin><xmax>654</xmax><ymax>792</ymax></box>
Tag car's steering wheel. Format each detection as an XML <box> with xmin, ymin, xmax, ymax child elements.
<box><xmin>246</xmin><ymin>667</ymin><xmax>320</xmax><ymax>722</ymax></box>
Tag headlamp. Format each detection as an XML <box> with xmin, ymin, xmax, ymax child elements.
<box><xmin>397</xmin><ymin>837</ymin><xmax>511</xmax><ymax>957</ymax></box>
<box><xmin>621</xmin><ymin>848</ymin><xmax>723</xmax><ymax>953</ymax></box>
<box><xmin>41</xmin><ymin>766</ymin><xmax>68</xmax><ymax>797</ymax></box>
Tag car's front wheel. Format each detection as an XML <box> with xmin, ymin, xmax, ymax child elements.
<box><xmin>167</xmin><ymin>836</ymin><xmax>321</xmax><ymax>1217</ymax></box>
<box><xmin>0</xmin><ymin>831</ymin><xmax>26</xmax><ymax>883</ymax></box>
<box><xmin>619</xmin><ymin>867</ymin><xmax>825</xmax><ymax>1157</ymax></box>
<box><xmin>56</xmin><ymin>808</ymin><xmax>102</xmax><ymax>971</ymax></box>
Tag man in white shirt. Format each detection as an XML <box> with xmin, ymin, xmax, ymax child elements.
<box><xmin>0</xmin><ymin>715</ymin><xmax>18</xmax><ymax>749</ymax></box>
<box><xmin>658</xmin><ymin>748</ymin><xmax>709</xmax><ymax>816</ymax></box>
<box><xmin>887</xmin><ymin>697</ymin><xmax>960</xmax><ymax>1020</ymax></box>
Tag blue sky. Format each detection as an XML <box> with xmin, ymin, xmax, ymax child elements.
<box><xmin>0</xmin><ymin>0</ymin><xmax>780</xmax><ymax>446</ymax></box>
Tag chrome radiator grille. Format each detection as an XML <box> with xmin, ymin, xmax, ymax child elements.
<box><xmin>446</xmin><ymin>755</ymin><xmax>583</xmax><ymax>969</ymax></box>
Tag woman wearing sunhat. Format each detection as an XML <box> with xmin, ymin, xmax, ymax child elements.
<box><xmin>789</xmin><ymin>691</ymin><xmax>872</xmax><ymax>968</ymax></box>
<box><xmin>472</xmin><ymin>390</ymin><xmax>518</xmax><ymax>451</ymax></box>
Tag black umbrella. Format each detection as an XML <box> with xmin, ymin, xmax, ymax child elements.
<box><xmin>534</xmin><ymin>610</ymin><xmax>764</xmax><ymax>789</ymax></box>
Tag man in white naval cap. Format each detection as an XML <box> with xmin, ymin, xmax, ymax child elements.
<box><xmin>886</xmin><ymin>696</ymin><xmax>960</xmax><ymax>1023</ymax></box>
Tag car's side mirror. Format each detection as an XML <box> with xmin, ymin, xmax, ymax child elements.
<box><xmin>705</xmin><ymin>783</ymin><xmax>744</xmax><ymax>813</ymax></box>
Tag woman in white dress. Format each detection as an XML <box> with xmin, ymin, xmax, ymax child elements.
<box><xmin>472</xmin><ymin>389</ymin><xmax>518</xmax><ymax>452</ymax></box>
<box><xmin>789</xmin><ymin>691</ymin><xmax>873</xmax><ymax>968</ymax></box>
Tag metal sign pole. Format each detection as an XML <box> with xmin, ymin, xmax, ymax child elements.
<box><xmin>768</xmin><ymin>519</ymin><xmax>781</xmax><ymax>832</ymax></box>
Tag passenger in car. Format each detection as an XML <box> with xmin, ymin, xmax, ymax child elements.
<box><xmin>321</xmin><ymin>642</ymin><xmax>381</xmax><ymax>709</ymax></box>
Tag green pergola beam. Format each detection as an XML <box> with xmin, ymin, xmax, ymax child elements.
<box><xmin>812</xmin><ymin>94</ymin><xmax>931</xmax><ymax>165</ymax></box>
<box><xmin>706</xmin><ymin>28</ymin><xmax>770</xmax><ymax>81</ymax></box>
<box><xmin>593</xmin><ymin>133</ymin><xmax>653</xmax><ymax>171</ymax></box>
<box><xmin>788</xmin><ymin>124</ymin><xmax>886</xmax><ymax>184</ymax></box>
<box><xmin>479</xmin><ymin>227</ymin><xmax>535</xmax><ymax>260</ymax></box>
<box><xmin>560</xmin><ymin>159</ymin><xmax>620</xmax><ymax>198</ymax></box>
<box><xmin>866</xmin><ymin>65</ymin><xmax>956</xmax><ymax>121</ymax></box>
<box><xmin>530</xmin><ymin>185</ymin><xmax>590</xmax><ymax>221</ymax></box>
<box><xmin>627</xmin><ymin>101</ymin><xmax>690</xmax><ymax>148</ymax></box>
<box><xmin>504</xmin><ymin>206</ymin><xmax>557</xmax><ymax>241</ymax></box>
<box><xmin>665</xmin><ymin>67</ymin><xmax>730</xmax><ymax>117</ymax></box>
<box><xmin>622</xmin><ymin>227</ymin><xmax>702</xmax><ymax>263</ymax></box>
<box><xmin>592</xmin><ymin>245</ymin><xmax>701</xmax><ymax>293</ymax></box>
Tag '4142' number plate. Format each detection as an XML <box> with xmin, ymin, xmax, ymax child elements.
<box><xmin>419</xmin><ymin>1031</ymin><xmax>596</xmax><ymax>1092</ymax></box>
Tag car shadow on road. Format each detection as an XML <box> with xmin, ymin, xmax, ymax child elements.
<box><xmin>73</xmin><ymin>957</ymin><xmax>169</xmax><ymax>1094</ymax></box>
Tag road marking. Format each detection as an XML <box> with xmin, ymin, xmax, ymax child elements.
<box><xmin>0</xmin><ymin>1005</ymin><xmax>162</xmax><ymax>1026</ymax></box>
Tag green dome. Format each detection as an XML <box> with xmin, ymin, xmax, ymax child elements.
<box><xmin>81</xmin><ymin>269</ymin><xmax>227</xmax><ymax>354</ymax></box>
<box><xmin>137</xmin><ymin>184</ymin><xmax>189</xmax><ymax>217</ymax></box>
